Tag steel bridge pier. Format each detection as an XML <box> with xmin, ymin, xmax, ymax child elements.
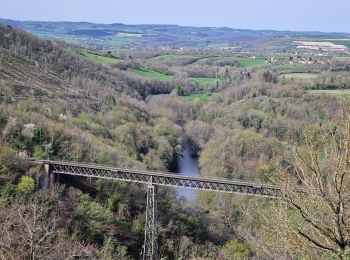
<box><xmin>143</xmin><ymin>184</ymin><xmax>158</xmax><ymax>260</ymax></box>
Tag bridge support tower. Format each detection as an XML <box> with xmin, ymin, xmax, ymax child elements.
<box><xmin>143</xmin><ymin>184</ymin><xmax>158</xmax><ymax>260</ymax></box>
<box><xmin>43</xmin><ymin>163</ymin><xmax>58</xmax><ymax>189</ymax></box>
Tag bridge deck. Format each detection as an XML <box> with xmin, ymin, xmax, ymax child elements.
<box><xmin>37</xmin><ymin>160</ymin><xmax>281</xmax><ymax>197</ymax></box>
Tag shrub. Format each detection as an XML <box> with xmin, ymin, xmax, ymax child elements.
<box><xmin>220</xmin><ymin>239</ymin><xmax>251</xmax><ymax>260</ymax></box>
<box><xmin>74</xmin><ymin>199</ymin><xmax>114</xmax><ymax>244</ymax></box>
<box><xmin>16</xmin><ymin>176</ymin><xmax>35</xmax><ymax>195</ymax></box>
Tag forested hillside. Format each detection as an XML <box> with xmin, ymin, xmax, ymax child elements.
<box><xmin>1</xmin><ymin>22</ymin><xmax>350</xmax><ymax>259</ymax></box>
<box><xmin>0</xmin><ymin>25</ymin><xmax>234</xmax><ymax>259</ymax></box>
<box><xmin>0</xmin><ymin>25</ymin><xmax>176</xmax><ymax>101</ymax></box>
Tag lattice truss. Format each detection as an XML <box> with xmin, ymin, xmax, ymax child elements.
<box><xmin>45</xmin><ymin>160</ymin><xmax>281</xmax><ymax>197</ymax></box>
<box><xmin>38</xmin><ymin>160</ymin><xmax>283</xmax><ymax>260</ymax></box>
<box><xmin>143</xmin><ymin>185</ymin><xmax>158</xmax><ymax>260</ymax></box>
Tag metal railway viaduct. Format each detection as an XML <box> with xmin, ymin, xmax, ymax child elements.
<box><xmin>37</xmin><ymin>160</ymin><xmax>281</xmax><ymax>260</ymax></box>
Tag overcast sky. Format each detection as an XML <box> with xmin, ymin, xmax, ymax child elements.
<box><xmin>1</xmin><ymin>0</ymin><xmax>349</xmax><ymax>33</ymax></box>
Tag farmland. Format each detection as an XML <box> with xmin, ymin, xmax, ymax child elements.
<box><xmin>80</xmin><ymin>49</ymin><xmax>121</xmax><ymax>64</ymax></box>
<box><xmin>278</xmin><ymin>72</ymin><xmax>319</xmax><ymax>80</ymax></box>
<box><xmin>191</xmin><ymin>77</ymin><xmax>222</xmax><ymax>87</ymax></box>
<box><xmin>325</xmin><ymin>39</ymin><xmax>350</xmax><ymax>48</ymax></box>
<box><xmin>235</xmin><ymin>58</ymin><xmax>267</xmax><ymax>67</ymax></box>
<box><xmin>130</xmin><ymin>67</ymin><xmax>174</xmax><ymax>81</ymax></box>
<box><xmin>183</xmin><ymin>93</ymin><xmax>219</xmax><ymax>104</ymax></box>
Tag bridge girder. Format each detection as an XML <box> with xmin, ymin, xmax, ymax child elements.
<box><xmin>38</xmin><ymin>160</ymin><xmax>282</xmax><ymax>260</ymax></box>
<box><xmin>40</xmin><ymin>160</ymin><xmax>281</xmax><ymax>198</ymax></box>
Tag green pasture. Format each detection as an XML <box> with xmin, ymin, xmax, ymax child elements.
<box><xmin>80</xmin><ymin>49</ymin><xmax>121</xmax><ymax>64</ymax></box>
<box><xmin>131</xmin><ymin>67</ymin><xmax>174</xmax><ymax>81</ymax></box>
<box><xmin>183</xmin><ymin>93</ymin><xmax>219</xmax><ymax>104</ymax></box>
<box><xmin>236</xmin><ymin>58</ymin><xmax>267</xmax><ymax>67</ymax></box>
<box><xmin>191</xmin><ymin>77</ymin><xmax>222</xmax><ymax>87</ymax></box>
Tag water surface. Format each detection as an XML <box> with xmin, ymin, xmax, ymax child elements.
<box><xmin>176</xmin><ymin>140</ymin><xmax>200</xmax><ymax>201</ymax></box>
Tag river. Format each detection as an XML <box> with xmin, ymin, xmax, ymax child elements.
<box><xmin>176</xmin><ymin>139</ymin><xmax>200</xmax><ymax>201</ymax></box>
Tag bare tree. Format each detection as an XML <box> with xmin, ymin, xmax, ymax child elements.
<box><xmin>0</xmin><ymin>186</ymin><xmax>98</xmax><ymax>259</ymax></box>
<box><xmin>0</xmin><ymin>191</ymin><xmax>59</xmax><ymax>259</ymax></box>
<box><xmin>244</xmin><ymin>118</ymin><xmax>350</xmax><ymax>259</ymax></box>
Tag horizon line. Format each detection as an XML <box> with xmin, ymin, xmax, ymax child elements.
<box><xmin>1</xmin><ymin>17</ymin><xmax>349</xmax><ymax>35</ymax></box>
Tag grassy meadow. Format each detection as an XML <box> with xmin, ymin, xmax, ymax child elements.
<box><xmin>80</xmin><ymin>49</ymin><xmax>121</xmax><ymax>64</ymax></box>
<box><xmin>191</xmin><ymin>77</ymin><xmax>222</xmax><ymax>87</ymax></box>
<box><xmin>236</xmin><ymin>58</ymin><xmax>267</xmax><ymax>67</ymax></box>
<box><xmin>131</xmin><ymin>67</ymin><xmax>174</xmax><ymax>81</ymax></box>
<box><xmin>183</xmin><ymin>93</ymin><xmax>219</xmax><ymax>104</ymax></box>
<box><xmin>278</xmin><ymin>72</ymin><xmax>319</xmax><ymax>80</ymax></box>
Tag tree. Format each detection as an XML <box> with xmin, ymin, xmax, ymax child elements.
<box><xmin>244</xmin><ymin>118</ymin><xmax>350</xmax><ymax>259</ymax></box>
<box><xmin>17</xmin><ymin>176</ymin><xmax>35</xmax><ymax>195</ymax></box>
<box><xmin>263</xmin><ymin>71</ymin><xmax>276</xmax><ymax>83</ymax></box>
<box><xmin>0</xmin><ymin>187</ymin><xmax>99</xmax><ymax>259</ymax></box>
<box><xmin>74</xmin><ymin>197</ymin><xmax>114</xmax><ymax>244</ymax></box>
<box><xmin>219</xmin><ymin>239</ymin><xmax>251</xmax><ymax>260</ymax></box>
<box><xmin>175</xmin><ymin>85</ymin><xmax>184</xmax><ymax>96</ymax></box>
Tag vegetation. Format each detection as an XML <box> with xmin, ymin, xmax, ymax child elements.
<box><xmin>0</xmin><ymin>25</ymin><xmax>228</xmax><ymax>259</ymax></box>
<box><xmin>17</xmin><ymin>176</ymin><xmax>35</xmax><ymax>195</ymax></box>
<box><xmin>183</xmin><ymin>93</ymin><xmax>219</xmax><ymax>104</ymax></box>
<box><xmin>1</xmin><ymin>21</ymin><xmax>350</xmax><ymax>260</ymax></box>
<box><xmin>278</xmin><ymin>72</ymin><xmax>319</xmax><ymax>80</ymax></box>
<box><xmin>80</xmin><ymin>49</ymin><xmax>121</xmax><ymax>64</ymax></box>
<box><xmin>151</xmin><ymin>54</ymin><xmax>174</xmax><ymax>61</ymax></box>
<box><xmin>130</xmin><ymin>67</ymin><xmax>174</xmax><ymax>81</ymax></box>
<box><xmin>3</xmin><ymin>18</ymin><xmax>348</xmax><ymax>50</ymax></box>
<box><xmin>244</xmin><ymin>120</ymin><xmax>350</xmax><ymax>259</ymax></box>
<box><xmin>236</xmin><ymin>58</ymin><xmax>267</xmax><ymax>67</ymax></box>
<box><xmin>191</xmin><ymin>77</ymin><xmax>222</xmax><ymax>87</ymax></box>
<box><xmin>0</xmin><ymin>25</ymin><xmax>176</xmax><ymax>99</ymax></box>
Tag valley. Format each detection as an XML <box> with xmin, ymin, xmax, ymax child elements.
<box><xmin>0</xmin><ymin>18</ymin><xmax>350</xmax><ymax>260</ymax></box>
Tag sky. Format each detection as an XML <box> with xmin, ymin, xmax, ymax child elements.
<box><xmin>0</xmin><ymin>0</ymin><xmax>349</xmax><ymax>33</ymax></box>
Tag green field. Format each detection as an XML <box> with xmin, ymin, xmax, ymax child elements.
<box><xmin>191</xmin><ymin>77</ymin><xmax>222</xmax><ymax>87</ymax></box>
<box><xmin>321</xmin><ymin>39</ymin><xmax>350</xmax><ymax>48</ymax></box>
<box><xmin>329</xmin><ymin>41</ymin><xmax>350</xmax><ymax>48</ymax></box>
<box><xmin>151</xmin><ymin>54</ymin><xmax>174</xmax><ymax>61</ymax></box>
<box><xmin>183</xmin><ymin>93</ymin><xmax>219</xmax><ymax>104</ymax></box>
<box><xmin>80</xmin><ymin>49</ymin><xmax>121</xmax><ymax>64</ymax></box>
<box><xmin>236</xmin><ymin>58</ymin><xmax>267</xmax><ymax>67</ymax></box>
<box><xmin>292</xmin><ymin>37</ymin><xmax>350</xmax><ymax>49</ymax></box>
<box><xmin>131</xmin><ymin>67</ymin><xmax>174</xmax><ymax>81</ymax></box>
<box><xmin>278</xmin><ymin>73</ymin><xmax>319</xmax><ymax>80</ymax></box>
